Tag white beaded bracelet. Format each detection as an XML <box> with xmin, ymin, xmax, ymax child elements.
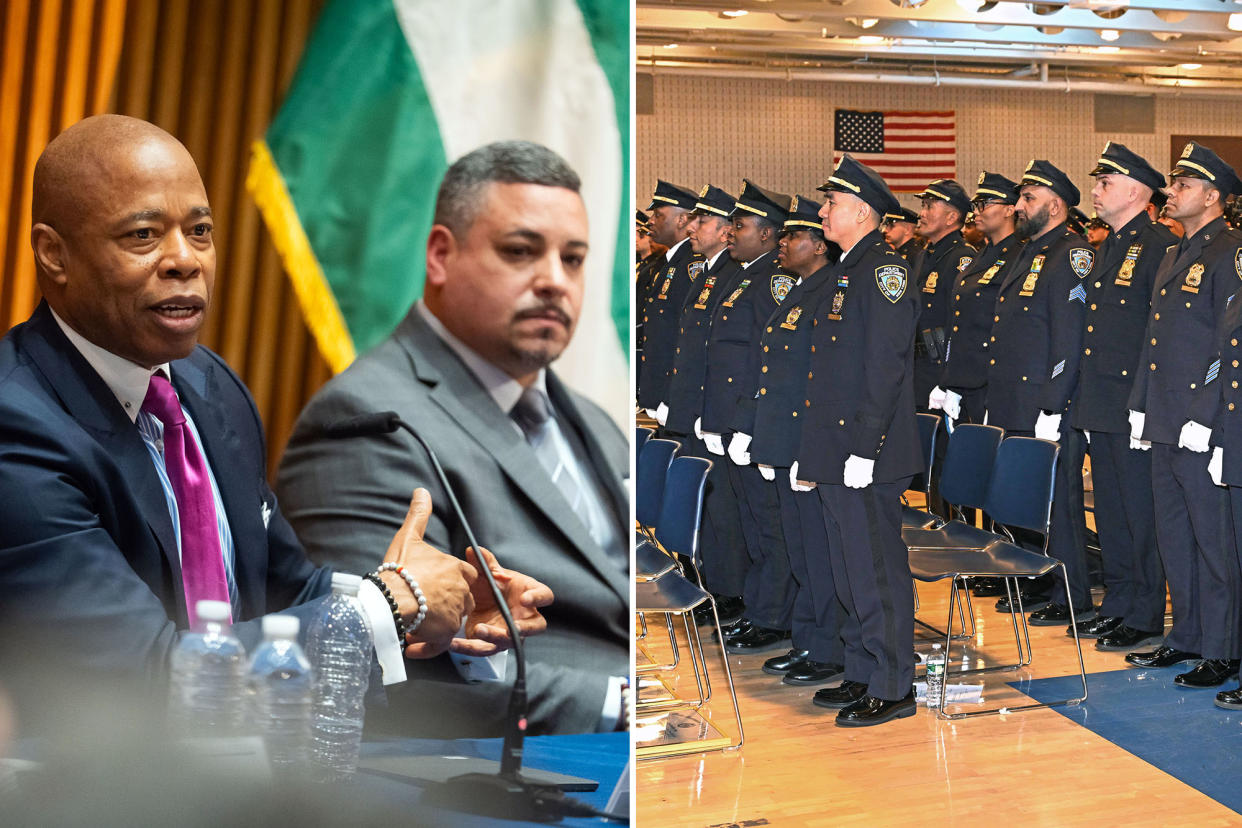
<box><xmin>376</xmin><ymin>562</ymin><xmax>428</xmax><ymax>634</ymax></box>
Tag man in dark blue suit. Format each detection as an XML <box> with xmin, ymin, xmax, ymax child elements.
<box><xmin>0</xmin><ymin>115</ymin><xmax>548</xmax><ymax>713</ymax></box>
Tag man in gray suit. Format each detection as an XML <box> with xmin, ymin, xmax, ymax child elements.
<box><xmin>276</xmin><ymin>142</ymin><xmax>629</xmax><ymax>738</ymax></box>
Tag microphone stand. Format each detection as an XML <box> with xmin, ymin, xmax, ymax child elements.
<box><xmin>329</xmin><ymin>413</ymin><xmax>574</xmax><ymax>821</ymax></box>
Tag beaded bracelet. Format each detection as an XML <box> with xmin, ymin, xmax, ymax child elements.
<box><xmin>362</xmin><ymin>571</ymin><xmax>405</xmax><ymax>641</ymax></box>
<box><xmin>376</xmin><ymin>562</ymin><xmax>429</xmax><ymax>634</ymax></box>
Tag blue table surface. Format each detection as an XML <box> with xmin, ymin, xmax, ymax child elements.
<box><xmin>357</xmin><ymin>731</ymin><xmax>630</xmax><ymax>825</ymax></box>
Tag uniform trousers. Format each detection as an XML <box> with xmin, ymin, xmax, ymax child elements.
<box><xmin>818</xmin><ymin>478</ymin><xmax>914</xmax><ymax>701</ymax></box>
<box><xmin>1089</xmin><ymin>431</ymin><xmax>1165</xmax><ymax>632</ymax></box>
<box><xmin>728</xmin><ymin>460</ymin><xmax>795</xmax><ymax>630</ymax></box>
<box><xmin>1152</xmin><ymin>443</ymin><xmax>1239</xmax><ymax>659</ymax></box>
<box><xmin>1009</xmin><ymin>427</ymin><xmax>1090</xmax><ymax>609</ymax></box>
<box><xmin>775</xmin><ymin>477</ymin><xmax>844</xmax><ymax>663</ymax></box>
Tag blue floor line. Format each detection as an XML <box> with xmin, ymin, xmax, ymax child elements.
<box><xmin>1011</xmin><ymin>667</ymin><xmax>1242</xmax><ymax>814</ymax></box>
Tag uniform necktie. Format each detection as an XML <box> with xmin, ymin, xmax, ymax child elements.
<box><xmin>511</xmin><ymin>387</ymin><xmax>585</xmax><ymax>520</ymax></box>
<box><xmin>142</xmin><ymin>373</ymin><xmax>231</xmax><ymax>628</ymax></box>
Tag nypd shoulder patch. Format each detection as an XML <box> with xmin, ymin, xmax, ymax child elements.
<box><xmin>957</xmin><ymin>256</ymin><xmax>973</xmax><ymax>273</ymax></box>
<box><xmin>876</xmin><ymin>264</ymin><xmax>908</xmax><ymax>304</ymax></box>
<box><xmin>1069</xmin><ymin>247</ymin><xmax>1094</xmax><ymax>279</ymax></box>
<box><xmin>771</xmin><ymin>274</ymin><xmax>796</xmax><ymax>303</ymax></box>
<box><xmin>687</xmin><ymin>260</ymin><xmax>706</xmax><ymax>281</ymax></box>
<box><xmin>1235</xmin><ymin>248</ymin><xmax>1242</xmax><ymax>280</ymax></box>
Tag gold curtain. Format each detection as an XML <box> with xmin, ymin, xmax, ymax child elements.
<box><xmin>1</xmin><ymin>0</ymin><xmax>330</xmax><ymax>475</ymax></box>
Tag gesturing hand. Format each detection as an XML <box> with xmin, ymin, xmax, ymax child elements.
<box><xmin>381</xmin><ymin>488</ymin><xmax>477</xmax><ymax>659</ymax></box>
<box><xmin>447</xmin><ymin>548</ymin><xmax>555</xmax><ymax>658</ymax></box>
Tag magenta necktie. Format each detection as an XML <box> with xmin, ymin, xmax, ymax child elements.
<box><xmin>142</xmin><ymin>373</ymin><xmax>231</xmax><ymax>628</ymax></box>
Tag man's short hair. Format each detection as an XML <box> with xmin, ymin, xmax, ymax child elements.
<box><xmin>433</xmin><ymin>140</ymin><xmax>581</xmax><ymax>235</ymax></box>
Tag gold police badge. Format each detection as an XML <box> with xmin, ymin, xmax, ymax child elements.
<box><xmin>693</xmin><ymin>276</ymin><xmax>717</xmax><ymax>310</ymax></box>
<box><xmin>922</xmin><ymin>271</ymin><xmax>939</xmax><ymax>294</ymax></box>
<box><xmin>657</xmin><ymin>277</ymin><xmax>673</xmax><ymax>300</ymax></box>
<box><xmin>780</xmin><ymin>306</ymin><xmax>803</xmax><ymax>330</ymax></box>
<box><xmin>1183</xmin><ymin>262</ymin><xmax>1204</xmax><ymax>294</ymax></box>
<box><xmin>829</xmin><ymin>289</ymin><xmax>846</xmax><ymax>320</ymax></box>
<box><xmin>721</xmin><ymin>279</ymin><xmax>750</xmax><ymax>308</ymax></box>
<box><xmin>977</xmin><ymin>261</ymin><xmax>1003</xmax><ymax>285</ymax></box>
<box><xmin>1019</xmin><ymin>254</ymin><xmax>1045</xmax><ymax>297</ymax></box>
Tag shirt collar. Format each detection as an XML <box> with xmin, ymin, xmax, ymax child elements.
<box><xmin>415</xmin><ymin>301</ymin><xmax>547</xmax><ymax>416</ymax></box>
<box><xmin>664</xmin><ymin>237</ymin><xmax>689</xmax><ymax>262</ymax></box>
<box><xmin>50</xmin><ymin>307</ymin><xmax>168</xmax><ymax>423</ymax></box>
<box><xmin>705</xmin><ymin>248</ymin><xmax>726</xmax><ymax>270</ymax></box>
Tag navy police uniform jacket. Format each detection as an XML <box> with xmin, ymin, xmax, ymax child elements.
<box><xmin>1212</xmin><ymin>283</ymin><xmax>1242</xmax><ymax>485</ymax></box>
<box><xmin>915</xmin><ymin>230</ymin><xmax>975</xmax><ymax>358</ymax></box>
<box><xmin>664</xmin><ymin>251</ymin><xmax>743</xmax><ymax>434</ymax></box>
<box><xmin>795</xmin><ymin>229</ymin><xmax>923</xmax><ymax>484</ymax></box>
<box><xmin>745</xmin><ymin>264</ymin><xmax>836</xmax><ymax>467</ymax></box>
<box><xmin>985</xmin><ymin>222</ymin><xmax>1094</xmax><ymax>430</ymax></box>
<box><xmin>1128</xmin><ymin>216</ymin><xmax>1242</xmax><ymax>446</ymax></box>
<box><xmin>1071</xmin><ymin>214</ymin><xmax>1177</xmax><ymax>434</ymax></box>
<box><xmin>895</xmin><ymin>237</ymin><xmax>925</xmax><ymax>280</ymax></box>
<box><xmin>699</xmin><ymin>250</ymin><xmax>793</xmax><ymax>433</ymax></box>
<box><xmin>638</xmin><ymin>238</ymin><xmax>704</xmax><ymax>408</ymax></box>
<box><xmin>940</xmin><ymin>233</ymin><xmax>1019</xmax><ymax>393</ymax></box>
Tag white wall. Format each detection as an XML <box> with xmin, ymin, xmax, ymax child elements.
<box><xmin>637</xmin><ymin>72</ymin><xmax>1242</xmax><ymax>213</ymax></box>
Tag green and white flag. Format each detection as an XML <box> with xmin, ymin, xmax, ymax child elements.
<box><xmin>249</xmin><ymin>0</ymin><xmax>629</xmax><ymax>423</ymax></box>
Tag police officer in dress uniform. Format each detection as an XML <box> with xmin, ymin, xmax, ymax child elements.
<box><xmin>745</xmin><ymin>196</ymin><xmax>846</xmax><ymax>685</ymax></box>
<box><xmin>930</xmin><ymin>172</ymin><xmax>1021</xmax><ymax>429</ymax></box>
<box><xmin>661</xmin><ymin>186</ymin><xmax>749</xmax><ymax>620</ymax></box>
<box><xmin>704</xmin><ymin>181</ymin><xmax>800</xmax><ymax>652</ymax></box>
<box><xmin>1208</xmin><ymin>249</ymin><xmax>1242</xmax><ymax>710</ymax></box>
<box><xmin>986</xmin><ymin>161</ymin><xmax>1094</xmax><ymax>625</ymax></box>
<box><xmin>1125</xmin><ymin>143</ymin><xmax>1242</xmax><ymax>688</ymax></box>
<box><xmin>635</xmin><ymin>209</ymin><xmax>664</xmax><ymax>373</ymax></box>
<box><xmin>638</xmin><ymin>180</ymin><xmax>702</xmax><ymax>419</ymax></box>
<box><xmin>1071</xmin><ymin>143</ymin><xmax>1176</xmax><ymax>652</ymax></box>
<box><xmin>794</xmin><ymin>155</ymin><xmax>923</xmax><ymax>726</ymax></box>
<box><xmin>883</xmin><ymin>206</ymin><xmax>925</xmax><ymax>276</ymax></box>
<box><xmin>912</xmin><ymin>180</ymin><xmax>976</xmax><ymax>414</ymax></box>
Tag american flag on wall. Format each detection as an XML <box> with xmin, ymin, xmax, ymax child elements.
<box><xmin>832</xmin><ymin>110</ymin><xmax>956</xmax><ymax>193</ymax></box>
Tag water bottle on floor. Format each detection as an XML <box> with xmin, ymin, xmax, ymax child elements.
<box><xmin>925</xmin><ymin>643</ymin><xmax>946</xmax><ymax>709</ymax></box>
<box><xmin>248</xmin><ymin>614</ymin><xmax>313</xmax><ymax>772</ymax></box>
<box><xmin>306</xmin><ymin>573</ymin><xmax>373</xmax><ymax>782</ymax></box>
<box><xmin>169</xmin><ymin>599</ymin><xmax>247</xmax><ymax>737</ymax></box>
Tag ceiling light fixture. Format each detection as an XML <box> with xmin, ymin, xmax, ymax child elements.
<box><xmin>720</xmin><ymin>9</ymin><xmax>748</xmax><ymax>18</ymax></box>
<box><xmin>663</xmin><ymin>42</ymin><xmax>678</xmax><ymax>49</ymax></box>
<box><xmin>857</xmin><ymin>35</ymin><xmax>886</xmax><ymax>45</ymax></box>
<box><xmin>1179</xmin><ymin>63</ymin><xmax>1202</xmax><ymax>70</ymax></box>
<box><xmin>847</xmin><ymin>17</ymin><xmax>880</xmax><ymax>28</ymax></box>
<box><xmin>1099</xmin><ymin>28</ymin><xmax>1120</xmax><ymax>41</ymax></box>
<box><xmin>1231</xmin><ymin>13</ymin><xmax>1242</xmax><ymax>31</ymax></box>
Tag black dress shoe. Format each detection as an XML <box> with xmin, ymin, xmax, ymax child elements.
<box><xmin>782</xmin><ymin>660</ymin><xmax>844</xmax><ymax>686</ymax></box>
<box><xmin>1174</xmin><ymin>659</ymin><xmax>1240</xmax><ymax>688</ymax></box>
<box><xmin>1125</xmin><ymin>645</ymin><xmax>1201</xmax><ymax>669</ymax></box>
<box><xmin>762</xmin><ymin>648</ymin><xmax>810</xmax><ymax>675</ymax></box>
<box><xmin>1028</xmin><ymin>603</ymin><xmax>1095</xmax><ymax>626</ymax></box>
<box><xmin>835</xmin><ymin>690</ymin><xmax>917</xmax><ymax>727</ymax></box>
<box><xmin>695</xmin><ymin>595</ymin><xmax>744</xmax><ymax>627</ymax></box>
<box><xmin>1215</xmin><ymin>686</ymin><xmax>1242</xmax><ymax>710</ymax></box>
<box><xmin>812</xmin><ymin>680</ymin><xmax>868</xmax><ymax>709</ymax></box>
<box><xmin>712</xmin><ymin>617</ymin><xmax>752</xmax><ymax>642</ymax></box>
<box><xmin>1095</xmin><ymin>625</ymin><xmax>1164</xmax><ymax>651</ymax></box>
<box><xmin>995</xmin><ymin>588</ymin><xmax>1050</xmax><ymax>614</ymax></box>
<box><xmin>969</xmin><ymin>576</ymin><xmax>1007</xmax><ymax>598</ymax></box>
<box><xmin>1074</xmin><ymin>614</ymin><xmax>1123</xmax><ymax>639</ymax></box>
<box><xmin>725</xmin><ymin>625</ymin><xmax>792</xmax><ymax>654</ymax></box>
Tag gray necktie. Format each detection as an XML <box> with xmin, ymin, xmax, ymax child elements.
<box><xmin>511</xmin><ymin>387</ymin><xmax>585</xmax><ymax>518</ymax></box>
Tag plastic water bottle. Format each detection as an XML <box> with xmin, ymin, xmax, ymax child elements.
<box><xmin>248</xmin><ymin>614</ymin><xmax>313</xmax><ymax>772</ymax></box>
<box><xmin>306</xmin><ymin>573</ymin><xmax>373</xmax><ymax>782</ymax></box>
<box><xmin>169</xmin><ymin>599</ymin><xmax>247</xmax><ymax>737</ymax></box>
<box><xmin>925</xmin><ymin>643</ymin><xmax>946</xmax><ymax>709</ymax></box>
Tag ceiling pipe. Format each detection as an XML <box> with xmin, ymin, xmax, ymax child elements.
<box><xmin>642</xmin><ymin>63</ymin><xmax>1242</xmax><ymax>98</ymax></box>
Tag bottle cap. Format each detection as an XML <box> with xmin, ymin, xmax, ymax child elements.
<box><xmin>262</xmin><ymin>614</ymin><xmax>300</xmax><ymax>639</ymax></box>
<box><xmin>330</xmin><ymin>572</ymin><xmax>363</xmax><ymax>596</ymax></box>
<box><xmin>196</xmin><ymin>600</ymin><xmax>231</xmax><ymax>622</ymax></box>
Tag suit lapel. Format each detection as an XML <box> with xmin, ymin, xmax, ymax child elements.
<box><xmin>398</xmin><ymin>315</ymin><xmax>628</xmax><ymax>603</ymax></box>
<box><xmin>21</xmin><ymin>304</ymin><xmax>182</xmax><ymax>586</ymax></box>
<box><xmin>1154</xmin><ymin>234</ymin><xmax>1203</xmax><ymax>293</ymax></box>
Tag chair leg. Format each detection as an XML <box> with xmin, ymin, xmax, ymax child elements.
<box><xmin>702</xmin><ymin>596</ymin><xmax>745</xmax><ymax>751</ymax></box>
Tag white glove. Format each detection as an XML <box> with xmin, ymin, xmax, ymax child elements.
<box><xmin>928</xmin><ymin>386</ymin><xmax>947</xmax><ymax>411</ymax></box>
<box><xmin>1210</xmin><ymin>446</ymin><xmax>1225</xmax><ymax>487</ymax></box>
<box><xmin>843</xmin><ymin>455</ymin><xmax>875</xmax><ymax>489</ymax></box>
<box><xmin>703</xmin><ymin>432</ymin><xmax>724</xmax><ymax>455</ymax></box>
<box><xmin>728</xmin><ymin>432</ymin><xmax>752</xmax><ymax>466</ymax></box>
<box><xmin>1130</xmin><ymin>436</ymin><xmax>1151</xmax><ymax>451</ymax></box>
<box><xmin>693</xmin><ymin>417</ymin><xmax>703</xmax><ymax>439</ymax></box>
<box><xmin>1084</xmin><ymin>430</ymin><xmax>1091</xmax><ymax>445</ymax></box>
<box><xmin>758</xmin><ymin>464</ymin><xmax>775</xmax><ymax>481</ymax></box>
<box><xmin>645</xmin><ymin>408</ymin><xmax>658</xmax><ymax>420</ymax></box>
<box><xmin>790</xmin><ymin>461</ymin><xmax>816</xmax><ymax>492</ymax></box>
<box><xmin>1034</xmin><ymin>411</ymin><xmax>1062</xmax><ymax>442</ymax></box>
<box><xmin>1179</xmin><ymin>420</ymin><xmax>1212</xmax><ymax>453</ymax></box>
<box><xmin>1128</xmin><ymin>410</ymin><xmax>1145</xmax><ymax>442</ymax></box>
<box><xmin>942</xmin><ymin>389</ymin><xmax>962</xmax><ymax>422</ymax></box>
<box><xmin>655</xmin><ymin>402</ymin><xmax>669</xmax><ymax>426</ymax></box>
